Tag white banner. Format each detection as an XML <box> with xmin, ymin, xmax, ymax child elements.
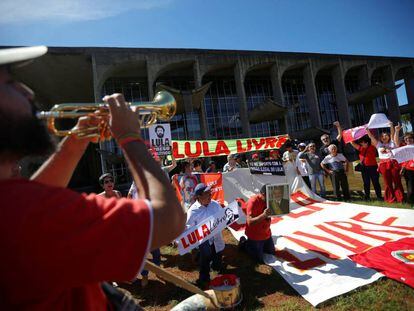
<box><xmin>176</xmin><ymin>201</ymin><xmax>240</xmax><ymax>255</ymax></box>
<box><xmin>224</xmin><ymin>169</ymin><xmax>414</xmax><ymax>306</ymax></box>
<box><xmin>391</xmin><ymin>145</ymin><xmax>414</xmax><ymax>163</ymax></box>
<box><xmin>367</xmin><ymin>113</ymin><xmax>390</xmax><ymax>129</ymax></box>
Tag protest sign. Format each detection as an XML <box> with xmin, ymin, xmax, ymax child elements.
<box><xmin>176</xmin><ymin>201</ymin><xmax>240</xmax><ymax>255</ymax></box>
<box><xmin>367</xmin><ymin>113</ymin><xmax>390</xmax><ymax>129</ymax></box>
<box><xmin>342</xmin><ymin>125</ymin><xmax>367</xmax><ymax>143</ymax></box>
<box><xmin>149</xmin><ymin>123</ymin><xmax>172</xmax><ymax>156</ymax></box>
<box><xmin>171</xmin><ymin>135</ymin><xmax>288</xmax><ymax>159</ymax></box>
<box><xmin>172</xmin><ymin>173</ymin><xmax>224</xmax><ymax>206</ymax></box>
<box><xmin>266</xmin><ymin>184</ymin><xmax>290</xmax><ymax>215</ymax></box>
<box><xmin>391</xmin><ymin>145</ymin><xmax>414</xmax><ymax>163</ymax></box>
<box><xmin>248</xmin><ymin>159</ymin><xmax>285</xmax><ymax>175</ymax></box>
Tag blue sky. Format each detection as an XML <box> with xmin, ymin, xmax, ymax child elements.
<box><xmin>0</xmin><ymin>0</ymin><xmax>413</xmax><ymax>58</ymax></box>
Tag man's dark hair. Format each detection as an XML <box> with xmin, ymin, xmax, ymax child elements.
<box><xmin>260</xmin><ymin>184</ymin><xmax>267</xmax><ymax>195</ymax></box>
<box><xmin>358</xmin><ymin>136</ymin><xmax>371</xmax><ymax>144</ymax></box>
<box><xmin>99</xmin><ymin>173</ymin><xmax>114</xmax><ymax>185</ymax></box>
<box><xmin>181</xmin><ymin>161</ymin><xmax>190</xmax><ymax>173</ymax></box>
<box><xmin>0</xmin><ymin>113</ymin><xmax>55</xmax><ymax>158</ymax></box>
<box><xmin>193</xmin><ymin>159</ymin><xmax>202</xmax><ymax>167</ymax></box>
<box><xmin>155</xmin><ymin>125</ymin><xmax>164</xmax><ymax>133</ymax></box>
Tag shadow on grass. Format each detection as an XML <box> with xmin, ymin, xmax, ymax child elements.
<box><xmin>162</xmin><ymin>252</ymin><xmax>198</xmax><ymax>272</ymax></box>
<box><xmin>222</xmin><ymin>244</ymin><xmax>302</xmax><ymax>310</ymax></box>
<box><xmin>121</xmin><ymin>279</ymin><xmax>189</xmax><ymax>308</ymax></box>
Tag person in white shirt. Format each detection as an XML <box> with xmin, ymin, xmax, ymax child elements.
<box><xmin>186</xmin><ymin>183</ymin><xmax>225</xmax><ymax>288</ymax></box>
<box><xmin>282</xmin><ymin>141</ymin><xmax>299</xmax><ymax>163</ymax></box>
<box><xmin>223</xmin><ymin>154</ymin><xmax>240</xmax><ymax>172</ymax></box>
<box><xmin>296</xmin><ymin>143</ymin><xmax>311</xmax><ymax>188</ymax></box>
<box><xmin>321</xmin><ymin>144</ymin><xmax>350</xmax><ymax>201</ymax></box>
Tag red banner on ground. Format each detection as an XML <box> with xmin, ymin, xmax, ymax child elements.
<box><xmin>350</xmin><ymin>237</ymin><xmax>414</xmax><ymax>288</ymax></box>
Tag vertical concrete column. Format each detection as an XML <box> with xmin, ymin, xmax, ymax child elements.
<box><xmin>358</xmin><ymin>65</ymin><xmax>375</xmax><ymax>116</ymax></box>
<box><xmin>146</xmin><ymin>58</ymin><xmax>156</xmax><ymax>99</ymax></box>
<box><xmin>303</xmin><ymin>63</ymin><xmax>322</xmax><ymax>128</ymax></box>
<box><xmin>384</xmin><ymin>66</ymin><xmax>401</xmax><ymax>122</ymax></box>
<box><xmin>193</xmin><ymin>60</ymin><xmax>209</xmax><ymax>139</ymax></box>
<box><xmin>91</xmin><ymin>54</ymin><xmax>108</xmax><ymax>174</ymax></box>
<box><xmin>332</xmin><ymin>63</ymin><xmax>351</xmax><ymax>128</ymax></box>
<box><xmin>404</xmin><ymin>75</ymin><xmax>414</xmax><ymax>129</ymax></box>
<box><xmin>234</xmin><ymin>61</ymin><xmax>251</xmax><ymax>137</ymax></box>
<box><xmin>270</xmin><ymin>62</ymin><xmax>287</xmax><ymax>134</ymax></box>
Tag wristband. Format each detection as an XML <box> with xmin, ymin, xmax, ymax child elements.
<box><xmin>116</xmin><ymin>133</ymin><xmax>143</xmax><ymax>148</ymax></box>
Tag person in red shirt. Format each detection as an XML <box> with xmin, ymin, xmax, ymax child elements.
<box><xmin>349</xmin><ymin>136</ymin><xmax>382</xmax><ymax>200</ymax></box>
<box><xmin>0</xmin><ymin>46</ymin><xmax>185</xmax><ymax>310</ymax></box>
<box><xmin>243</xmin><ymin>185</ymin><xmax>275</xmax><ymax>263</ymax></box>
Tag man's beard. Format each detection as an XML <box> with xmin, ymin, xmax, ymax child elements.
<box><xmin>0</xmin><ymin>114</ymin><xmax>56</xmax><ymax>158</ymax></box>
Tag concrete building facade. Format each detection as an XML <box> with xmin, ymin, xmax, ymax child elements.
<box><xmin>13</xmin><ymin>47</ymin><xmax>414</xmax><ymax>190</ymax></box>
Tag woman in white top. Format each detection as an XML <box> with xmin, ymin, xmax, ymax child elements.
<box><xmin>366</xmin><ymin>121</ymin><xmax>404</xmax><ymax>203</ymax></box>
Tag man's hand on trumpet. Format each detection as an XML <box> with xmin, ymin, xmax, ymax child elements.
<box><xmin>103</xmin><ymin>93</ymin><xmax>141</xmax><ymax>140</ymax></box>
<box><xmin>71</xmin><ymin>112</ymin><xmax>111</xmax><ymax>143</ymax></box>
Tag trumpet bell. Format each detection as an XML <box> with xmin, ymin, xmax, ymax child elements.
<box><xmin>37</xmin><ymin>91</ymin><xmax>177</xmax><ymax>139</ymax></box>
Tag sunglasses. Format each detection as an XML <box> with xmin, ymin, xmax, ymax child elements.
<box><xmin>104</xmin><ymin>179</ymin><xmax>114</xmax><ymax>184</ymax></box>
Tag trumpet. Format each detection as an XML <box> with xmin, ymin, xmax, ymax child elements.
<box><xmin>36</xmin><ymin>91</ymin><xmax>176</xmax><ymax>139</ymax></box>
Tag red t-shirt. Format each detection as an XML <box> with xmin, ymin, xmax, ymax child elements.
<box><xmin>402</xmin><ymin>159</ymin><xmax>414</xmax><ymax>171</ymax></box>
<box><xmin>357</xmin><ymin>145</ymin><xmax>378</xmax><ymax>166</ymax></box>
<box><xmin>0</xmin><ymin>179</ymin><xmax>152</xmax><ymax>310</ymax></box>
<box><xmin>245</xmin><ymin>194</ymin><xmax>271</xmax><ymax>241</ymax></box>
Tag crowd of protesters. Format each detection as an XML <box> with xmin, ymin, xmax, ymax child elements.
<box><xmin>2</xmin><ymin>45</ymin><xmax>413</xmax><ymax>310</ymax></box>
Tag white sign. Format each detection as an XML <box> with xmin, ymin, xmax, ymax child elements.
<box><xmin>224</xmin><ymin>169</ymin><xmax>414</xmax><ymax>306</ymax></box>
<box><xmin>367</xmin><ymin>113</ymin><xmax>390</xmax><ymax>129</ymax></box>
<box><xmin>391</xmin><ymin>145</ymin><xmax>414</xmax><ymax>163</ymax></box>
<box><xmin>149</xmin><ymin>123</ymin><xmax>172</xmax><ymax>156</ymax></box>
<box><xmin>176</xmin><ymin>201</ymin><xmax>240</xmax><ymax>255</ymax></box>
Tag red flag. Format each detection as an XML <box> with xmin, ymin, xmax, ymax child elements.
<box><xmin>350</xmin><ymin>237</ymin><xmax>414</xmax><ymax>288</ymax></box>
<box><xmin>342</xmin><ymin>125</ymin><xmax>368</xmax><ymax>144</ymax></box>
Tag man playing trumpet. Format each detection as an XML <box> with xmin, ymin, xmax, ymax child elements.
<box><xmin>0</xmin><ymin>46</ymin><xmax>185</xmax><ymax>310</ymax></box>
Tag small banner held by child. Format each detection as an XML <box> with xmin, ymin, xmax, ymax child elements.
<box><xmin>248</xmin><ymin>159</ymin><xmax>285</xmax><ymax>175</ymax></box>
<box><xmin>172</xmin><ymin>173</ymin><xmax>224</xmax><ymax>206</ymax></box>
<box><xmin>176</xmin><ymin>201</ymin><xmax>240</xmax><ymax>255</ymax></box>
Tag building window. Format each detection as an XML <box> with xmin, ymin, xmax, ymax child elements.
<box><xmin>282</xmin><ymin>75</ymin><xmax>310</xmax><ymax>132</ymax></box>
<box><xmin>203</xmin><ymin>77</ymin><xmax>243</xmax><ymax>139</ymax></box>
<box><xmin>245</xmin><ymin>77</ymin><xmax>279</xmax><ymax>137</ymax></box>
<box><xmin>316</xmin><ymin>75</ymin><xmax>338</xmax><ymax>129</ymax></box>
<box><xmin>345</xmin><ymin>75</ymin><xmax>366</xmax><ymax>126</ymax></box>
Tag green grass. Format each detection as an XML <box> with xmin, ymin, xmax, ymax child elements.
<box><xmin>352</xmin><ymin>200</ymin><xmax>412</xmax><ymax>209</ymax></box>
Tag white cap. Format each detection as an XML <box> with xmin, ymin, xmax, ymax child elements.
<box><xmin>0</xmin><ymin>46</ymin><xmax>47</xmax><ymax>66</ymax></box>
